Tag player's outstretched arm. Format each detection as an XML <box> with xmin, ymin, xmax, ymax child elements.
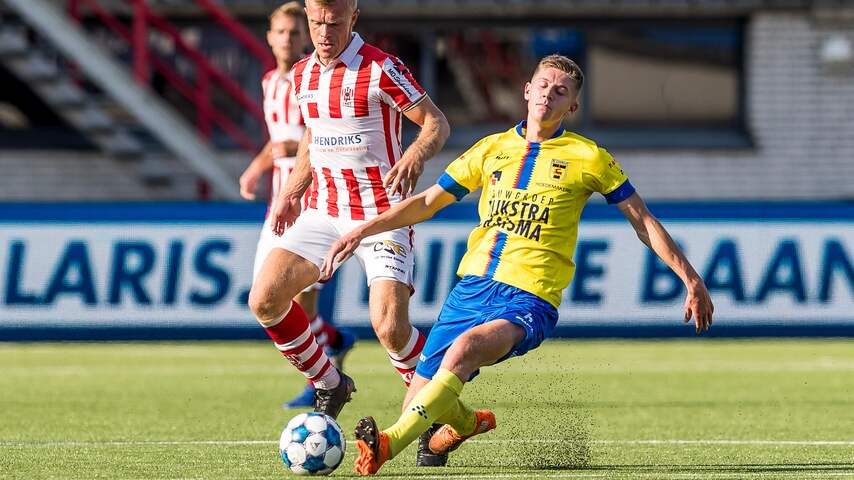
<box><xmin>617</xmin><ymin>192</ymin><xmax>714</xmax><ymax>333</ymax></box>
<box><xmin>320</xmin><ymin>184</ymin><xmax>456</xmax><ymax>277</ymax></box>
<box><xmin>239</xmin><ymin>140</ymin><xmax>274</xmax><ymax>200</ymax></box>
<box><xmin>384</xmin><ymin>97</ymin><xmax>450</xmax><ymax>195</ymax></box>
<box><xmin>271</xmin><ymin>128</ymin><xmax>313</xmax><ymax>236</ymax></box>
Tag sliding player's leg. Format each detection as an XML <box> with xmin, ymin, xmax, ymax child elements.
<box><xmin>353</xmin><ymin>319</ymin><xmax>521</xmax><ymax>475</ymax></box>
<box><xmin>353</xmin><ymin>276</ymin><xmax>558</xmax><ymax>475</ymax></box>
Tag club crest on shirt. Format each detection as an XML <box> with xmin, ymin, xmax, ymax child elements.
<box><xmin>343</xmin><ymin>86</ymin><xmax>354</xmax><ymax>108</ymax></box>
<box><xmin>550</xmin><ymin>159</ymin><xmax>568</xmax><ymax>180</ymax></box>
<box><xmin>490</xmin><ymin>170</ymin><xmax>503</xmax><ymax>185</ymax></box>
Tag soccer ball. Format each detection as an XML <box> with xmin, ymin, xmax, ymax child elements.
<box><xmin>279</xmin><ymin>412</ymin><xmax>346</xmax><ymax>475</ymax></box>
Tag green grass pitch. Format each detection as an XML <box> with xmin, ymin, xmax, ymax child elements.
<box><xmin>2</xmin><ymin>339</ymin><xmax>853</xmax><ymax>479</ymax></box>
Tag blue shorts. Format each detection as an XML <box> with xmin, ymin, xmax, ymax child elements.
<box><xmin>415</xmin><ymin>275</ymin><xmax>559</xmax><ymax>381</ymax></box>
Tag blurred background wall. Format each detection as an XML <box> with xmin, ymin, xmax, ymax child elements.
<box><xmin>1</xmin><ymin>1</ymin><xmax>852</xmax><ymax>201</ymax></box>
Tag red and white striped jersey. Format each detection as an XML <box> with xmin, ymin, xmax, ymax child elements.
<box><xmin>261</xmin><ymin>68</ymin><xmax>305</xmax><ymax>207</ymax></box>
<box><xmin>289</xmin><ymin>33</ymin><xmax>426</xmax><ymax>220</ymax></box>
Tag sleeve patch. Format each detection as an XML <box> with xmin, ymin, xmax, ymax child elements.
<box><xmin>382</xmin><ymin>57</ymin><xmax>424</xmax><ymax>101</ymax></box>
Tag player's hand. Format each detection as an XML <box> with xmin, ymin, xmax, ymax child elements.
<box><xmin>384</xmin><ymin>156</ymin><xmax>425</xmax><ymax>196</ymax></box>
<box><xmin>684</xmin><ymin>281</ymin><xmax>714</xmax><ymax>334</ymax></box>
<box><xmin>270</xmin><ymin>193</ymin><xmax>302</xmax><ymax>236</ymax></box>
<box><xmin>239</xmin><ymin>167</ymin><xmax>262</xmax><ymax>200</ymax></box>
<box><xmin>320</xmin><ymin>230</ymin><xmax>363</xmax><ymax>278</ymax></box>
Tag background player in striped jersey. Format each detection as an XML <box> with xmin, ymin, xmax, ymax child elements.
<box><xmin>248</xmin><ymin>0</ymin><xmax>451</xmax><ymax>426</ymax></box>
<box><xmin>240</xmin><ymin>2</ymin><xmax>354</xmax><ymax>410</ymax></box>
<box><xmin>321</xmin><ymin>54</ymin><xmax>714</xmax><ymax>475</ymax></box>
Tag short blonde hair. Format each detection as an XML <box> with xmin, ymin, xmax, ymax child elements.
<box><xmin>534</xmin><ymin>54</ymin><xmax>584</xmax><ymax>92</ymax></box>
<box><xmin>270</xmin><ymin>1</ymin><xmax>305</xmax><ymax>24</ymax></box>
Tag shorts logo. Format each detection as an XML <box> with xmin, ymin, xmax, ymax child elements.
<box><xmin>515</xmin><ymin>313</ymin><xmax>534</xmax><ymax>327</ymax></box>
<box><xmin>490</xmin><ymin>170</ymin><xmax>503</xmax><ymax>185</ymax></box>
<box><xmin>374</xmin><ymin>240</ymin><xmax>407</xmax><ymax>257</ymax></box>
<box><xmin>550</xmin><ymin>159</ymin><xmax>568</xmax><ymax>180</ymax></box>
<box><xmin>343</xmin><ymin>86</ymin><xmax>354</xmax><ymax>108</ymax></box>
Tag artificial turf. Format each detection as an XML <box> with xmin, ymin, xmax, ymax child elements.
<box><xmin>2</xmin><ymin>339</ymin><xmax>853</xmax><ymax>479</ymax></box>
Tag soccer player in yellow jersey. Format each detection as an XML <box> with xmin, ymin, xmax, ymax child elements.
<box><xmin>321</xmin><ymin>54</ymin><xmax>715</xmax><ymax>475</ymax></box>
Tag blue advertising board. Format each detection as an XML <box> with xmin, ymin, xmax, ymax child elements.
<box><xmin>1</xmin><ymin>202</ymin><xmax>853</xmax><ymax>339</ymax></box>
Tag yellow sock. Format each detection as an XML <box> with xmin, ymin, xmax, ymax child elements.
<box><xmin>435</xmin><ymin>398</ymin><xmax>477</xmax><ymax>437</ymax></box>
<box><xmin>383</xmin><ymin>368</ymin><xmax>464</xmax><ymax>458</ymax></box>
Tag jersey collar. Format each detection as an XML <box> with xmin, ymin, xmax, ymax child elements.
<box><xmin>514</xmin><ymin>120</ymin><xmax>564</xmax><ymax>142</ymax></box>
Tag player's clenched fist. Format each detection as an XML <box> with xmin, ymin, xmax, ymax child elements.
<box><xmin>270</xmin><ymin>193</ymin><xmax>302</xmax><ymax>236</ymax></box>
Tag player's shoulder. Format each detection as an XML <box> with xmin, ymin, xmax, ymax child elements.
<box><xmin>262</xmin><ymin>69</ymin><xmax>277</xmax><ymax>83</ymax></box>
<box><xmin>357</xmin><ymin>41</ymin><xmax>413</xmax><ymax>74</ymax></box>
<box><xmin>557</xmin><ymin>130</ymin><xmax>607</xmax><ymax>162</ymax></box>
<box><xmin>291</xmin><ymin>54</ymin><xmax>313</xmax><ymax>73</ymax></box>
<box><xmin>357</xmin><ymin>41</ymin><xmax>395</xmax><ymax>64</ymax></box>
<box><xmin>471</xmin><ymin>130</ymin><xmax>510</xmax><ymax>153</ymax></box>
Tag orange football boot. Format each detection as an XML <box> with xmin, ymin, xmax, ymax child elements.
<box><xmin>353</xmin><ymin>416</ymin><xmax>390</xmax><ymax>475</ymax></box>
<box><xmin>428</xmin><ymin>410</ymin><xmax>496</xmax><ymax>455</ymax></box>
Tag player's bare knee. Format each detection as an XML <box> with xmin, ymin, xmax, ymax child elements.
<box><xmin>248</xmin><ymin>286</ymin><xmax>285</xmax><ymax>325</ymax></box>
<box><xmin>374</xmin><ymin>319</ymin><xmax>409</xmax><ymax>351</ymax></box>
<box><xmin>440</xmin><ymin>352</ymin><xmax>476</xmax><ymax>381</ymax></box>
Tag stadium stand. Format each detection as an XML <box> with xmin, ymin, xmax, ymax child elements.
<box><xmin>1</xmin><ymin>0</ymin><xmax>853</xmax><ymax>200</ymax></box>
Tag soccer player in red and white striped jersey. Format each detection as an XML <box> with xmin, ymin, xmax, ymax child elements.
<box><xmin>240</xmin><ymin>2</ymin><xmax>354</xmax><ymax>411</ymax></box>
<box><xmin>249</xmin><ymin>0</ymin><xmax>449</xmax><ymax>422</ymax></box>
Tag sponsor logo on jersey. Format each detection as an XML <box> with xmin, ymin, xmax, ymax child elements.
<box><xmin>312</xmin><ymin>134</ymin><xmax>363</xmax><ymax>147</ymax></box>
<box><xmin>536</xmin><ymin>182</ymin><xmax>573</xmax><ymax>193</ymax></box>
<box><xmin>550</xmin><ymin>159</ymin><xmax>568</xmax><ymax>180</ymax></box>
<box><xmin>383</xmin><ymin>58</ymin><xmax>419</xmax><ymax>98</ymax></box>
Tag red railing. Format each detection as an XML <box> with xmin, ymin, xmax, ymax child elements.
<box><xmin>67</xmin><ymin>0</ymin><xmax>273</xmax><ymax>153</ymax></box>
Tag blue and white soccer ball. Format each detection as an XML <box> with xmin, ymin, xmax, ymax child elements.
<box><xmin>279</xmin><ymin>412</ymin><xmax>346</xmax><ymax>475</ymax></box>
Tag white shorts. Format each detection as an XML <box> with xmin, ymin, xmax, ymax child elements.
<box><xmin>277</xmin><ymin>209</ymin><xmax>414</xmax><ymax>288</ymax></box>
<box><xmin>253</xmin><ymin>217</ymin><xmax>323</xmax><ymax>292</ymax></box>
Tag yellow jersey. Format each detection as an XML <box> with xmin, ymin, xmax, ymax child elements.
<box><xmin>437</xmin><ymin>121</ymin><xmax>634</xmax><ymax>308</ymax></box>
